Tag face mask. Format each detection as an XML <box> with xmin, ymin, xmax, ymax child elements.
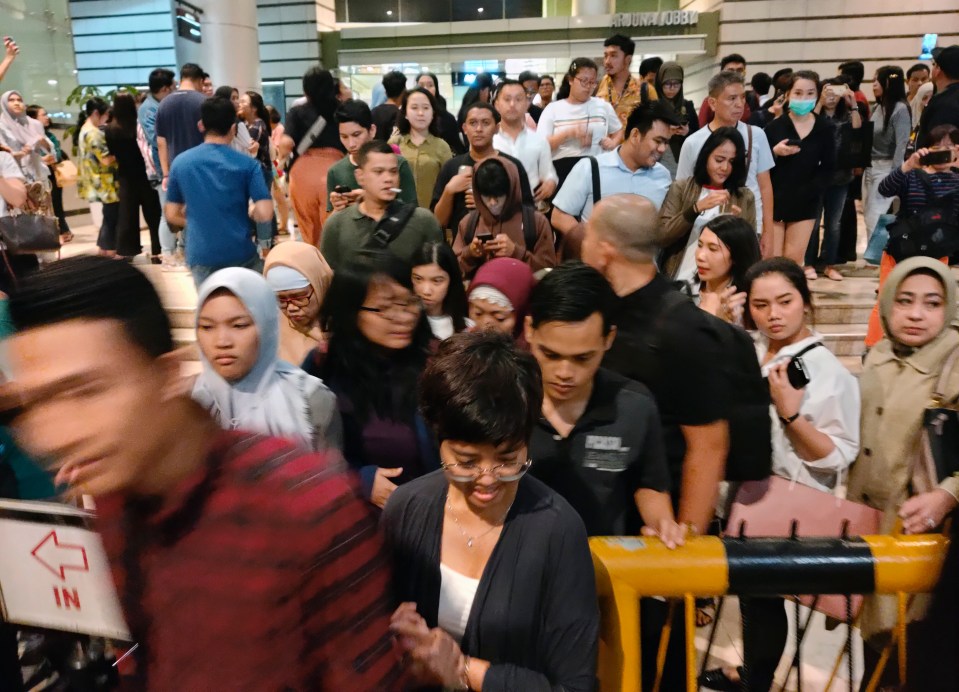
<box><xmin>789</xmin><ymin>99</ymin><xmax>817</xmax><ymax>116</ymax></box>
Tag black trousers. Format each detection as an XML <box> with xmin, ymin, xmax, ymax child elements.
<box><xmin>116</xmin><ymin>176</ymin><xmax>161</xmax><ymax>257</ymax></box>
<box><xmin>838</xmin><ymin>175</ymin><xmax>863</xmax><ymax>263</ymax></box>
<box><xmin>741</xmin><ymin>596</ymin><xmax>789</xmax><ymax>692</ymax></box>
<box><xmin>96</xmin><ymin>201</ymin><xmax>120</xmax><ymax>252</ymax></box>
<box><xmin>640</xmin><ymin>597</ymin><xmax>687</xmax><ymax>692</ymax></box>
<box><xmin>47</xmin><ymin>174</ymin><xmax>70</xmax><ymax>236</ymax></box>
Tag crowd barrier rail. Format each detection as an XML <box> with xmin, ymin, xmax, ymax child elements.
<box><xmin>590</xmin><ymin>532</ymin><xmax>949</xmax><ymax>692</ymax></box>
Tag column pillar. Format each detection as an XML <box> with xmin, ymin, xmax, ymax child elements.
<box><xmin>190</xmin><ymin>0</ymin><xmax>262</xmax><ymax>92</ymax></box>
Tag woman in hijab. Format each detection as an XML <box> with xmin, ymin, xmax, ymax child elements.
<box><xmin>847</xmin><ymin>256</ymin><xmax>959</xmax><ymax>689</ymax></box>
<box><xmin>452</xmin><ymin>157</ymin><xmax>555</xmax><ymax>279</ymax></box>
<box><xmin>193</xmin><ymin>267</ymin><xmax>342</xmax><ymax>453</ymax></box>
<box><xmin>263</xmin><ymin>241</ymin><xmax>333</xmax><ymax>365</ymax></box>
<box><xmin>466</xmin><ymin>257</ymin><xmax>535</xmax><ymax>347</ymax></box>
<box><xmin>654</xmin><ymin>62</ymin><xmax>699</xmax><ymax>176</ymax></box>
<box><xmin>0</xmin><ymin>90</ymin><xmax>51</xmax><ymax>185</ymax></box>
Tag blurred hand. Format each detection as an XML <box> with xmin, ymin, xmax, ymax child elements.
<box><xmin>698</xmin><ymin>189</ymin><xmax>731</xmax><ymax>212</ymax></box>
<box><xmin>446</xmin><ymin>171</ymin><xmax>472</xmax><ymax>194</ymax></box>
<box><xmin>371</xmin><ymin>467</ymin><xmax>403</xmax><ymax>508</ymax></box>
<box><xmin>600</xmin><ymin>136</ymin><xmax>616</xmax><ymax>151</ymax></box>
<box><xmin>730</xmin><ymin>204</ymin><xmax>742</xmax><ymax>217</ymax></box>
<box><xmin>767</xmin><ymin>361</ymin><xmax>805</xmax><ymax>420</ymax></box>
<box><xmin>773</xmin><ymin>139</ymin><xmax>801</xmax><ymax>157</ymax></box>
<box><xmin>903</xmin><ymin>148</ymin><xmax>929</xmax><ymax>173</ymax></box>
<box><xmin>248</xmin><ymin>141</ymin><xmax>260</xmax><ymax>156</ymax></box>
<box><xmin>534</xmin><ymin>178</ymin><xmax>556</xmax><ymax>202</ymax></box>
<box><xmin>464</xmin><ymin>189</ymin><xmax>475</xmax><ymax>210</ymax></box>
<box><xmin>484</xmin><ymin>233</ymin><xmax>515</xmax><ymax>258</ymax></box>
<box><xmin>899</xmin><ymin>490</ymin><xmax>958</xmax><ymax>534</ymax></box>
<box><xmin>468</xmin><ymin>237</ymin><xmax>485</xmax><ymax>258</ymax></box>
<box><xmin>3</xmin><ymin>37</ymin><xmax>18</xmax><ymax>59</ymax></box>
<box><xmin>641</xmin><ymin>519</ymin><xmax>687</xmax><ymax>550</ymax></box>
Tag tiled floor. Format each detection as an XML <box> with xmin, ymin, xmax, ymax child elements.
<box><xmin>60</xmin><ymin>218</ymin><xmax>882</xmax><ymax>690</ymax></box>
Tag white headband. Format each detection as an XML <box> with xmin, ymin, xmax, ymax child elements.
<box><xmin>469</xmin><ymin>286</ymin><xmax>513</xmax><ymax>311</ymax></box>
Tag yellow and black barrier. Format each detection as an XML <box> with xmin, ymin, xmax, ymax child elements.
<box><xmin>590</xmin><ymin>533</ymin><xmax>949</xmax><ymax>692</ymax></box>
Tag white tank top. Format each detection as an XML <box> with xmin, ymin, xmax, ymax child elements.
<box><xmin>437</xmin><ymin>562</ymin><xmax>480</xmax><ymax>643</ymax></box>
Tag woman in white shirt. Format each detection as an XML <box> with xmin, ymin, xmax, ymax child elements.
<box><xmin>537</xmin><ymin>58</ymin><xmax>622</xmax><ymax>175</ymax></box>
<box><xmin>703</xmin><ymin>256</ymin><xmax>859</xmax><ymax>691</ymax></box>
<box><xmin>410</xmin><ymin>241</ymin><xmax>469</xmax><ymax>341</ymax></box>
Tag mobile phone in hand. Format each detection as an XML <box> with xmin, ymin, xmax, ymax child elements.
<box><xmin>333</xmin><ymin>185</ymin><xmax>351</xmax><ymax>195</ymax></box>
<box><xmin>475</xmin><ymin>229</ymin><xmax>493</xmax><ymax>244</ymax></box>
<box><xmin>920</xmin><ymin>149</ymin><xmax>953</xmax><ymax>166</ymax></box>
<box><xmin>785</xmin><ymin>138</ymin><xmax>802</xmax><ymax>147</ymax></box>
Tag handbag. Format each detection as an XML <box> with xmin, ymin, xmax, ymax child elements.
<box><xmin>727</xmin><ymin>475</ymin><xmax>882</xmax><ymax>619</ymax></box>
<box><xmin>0</xmin><ymin>213</ymin><xmax>61</xmax><ymax>253</ymax></box>
<box><xmin>53</xmin><ymin>160</ymin><xmax>78</xmax><ymax>188</ymax></box>
<box><xmin>916</xmin><ymin>345</ymin><xmax>959</xmax><ymax>492</ymax></box>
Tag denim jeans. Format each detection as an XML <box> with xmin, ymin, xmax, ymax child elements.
<box><xmin>156</xmin><ymin>184</ymin><xmax>183</xmax><ymax>256</ymax></box>
<box><xmin>805</xmin><ymin>182</ymin><xmax>849</xmax><ymax>268</ymax></box>
<box><xmin>862</xmin><ymin>159</ymin><xmax>895</xmax><ymax>241</ymax></box>
<box><xmin>190</xmin><ymin>252</ymin><xmax>263</xmax><ymax>289</ymax></box>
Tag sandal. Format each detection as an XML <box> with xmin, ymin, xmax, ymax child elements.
<box><xmin>824</xmin><ymin>267</ymin><xmax>844</xmax><ymax>281</ymax></box>
<box><xmin>804</xmin><ymin>266</ymin><xmax>818</xmax><ymax>281</ymax></box>
<box><xmin>59</xmin><ymin>231</ymin><xmax>73</xmax><ymax>244</ymax></box>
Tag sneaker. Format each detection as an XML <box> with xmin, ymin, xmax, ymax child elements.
<box><xmin>160</xmin><ymin>254</ymin><xmax>187</xmax><ymax>272</ymax></box>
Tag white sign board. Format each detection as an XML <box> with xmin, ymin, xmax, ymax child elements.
<box><xmin>610</xmin><ymin>10</ymin><xmax>700</xmax><ymax>28</ymax></box>
<box><xmin>0</xmin><ymin>499</ymin><xmax>131</xmax><ymax>641</ymax></box>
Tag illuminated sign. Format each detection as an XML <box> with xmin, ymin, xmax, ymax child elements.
<box><xmin>610</xmin><ymin>10</ymin><xmax>699</xmax><ymax>28</ymax></box>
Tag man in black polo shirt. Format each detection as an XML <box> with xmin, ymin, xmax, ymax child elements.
<box><xmin>582</xmin><ymin>193</ymin><xmax>728</xmax><ymax>692</ymax></box>
<box><xmin>525</xmin><ymin>261</ymin><xmax>683</xmax><ymax>544</ymax></box>
<box><xmin>917</xmin><ymin>45</ymin><xmax>959</xmax><ymax>148</ymax></box>
<box><xmin>431</xmin><ymin>102</ymin><xmax>534</xmax><ymax>235</ymax></box>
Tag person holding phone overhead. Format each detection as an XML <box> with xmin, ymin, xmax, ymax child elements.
<box><xmin>763</xmin><ymin>71</ymin><xmax>836</xmax><ymax>270</ymax></box>
<box><xmin>701</xmin><ymin>256</ymin><xmax>859</xmax><ymax>692</ymax></box>
<box><xmin>863</xmin><ymin>124</ymin><xmax>959</xmax><ymax>347</ymax></box>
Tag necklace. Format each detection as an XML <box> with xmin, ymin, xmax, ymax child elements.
<box><xmin>446</xmin><ymin>498</ymin><xmax>514</xmax><ymax>549</ymax></box>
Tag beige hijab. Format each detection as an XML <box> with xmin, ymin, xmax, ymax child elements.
<box><xmin>263</xmin><ymin>241</ymin><xmax>333</xmax><ymax>365</ymax></box>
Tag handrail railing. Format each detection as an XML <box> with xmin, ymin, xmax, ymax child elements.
<box><xmin>590</xmin><ymin>533</ymin><xmax>949</xmax><ymax>692</ymax></box>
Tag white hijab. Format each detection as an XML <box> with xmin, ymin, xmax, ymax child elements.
<box><xmin>0</xmin><ymin>90</ymin><xmax>49</xmax><ymax>183</ymax></box>
<box><xmin>192</xmin><ymin>267</ymin><xmax>325</xmax><ymax>449</ymax></box>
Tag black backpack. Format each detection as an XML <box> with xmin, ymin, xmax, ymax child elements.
<box><xmin>463</xmin><ymin>204</ymin><xmax>538</xmax><ymax>249</ymax></box>
<box><xmin>886</xmin><ymin>171</ymin><xmax>959</xmax><ymax>261</ymax></box>
<box><xmin>650</xmin><ymin>290</ymin><xmax>772</xmax><ymax>482</ymax></box>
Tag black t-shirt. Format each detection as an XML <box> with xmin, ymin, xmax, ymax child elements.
<box><xmin>285</xmin><ymin>103</ymin><xmax>344</xmax><ymax>152</ymax></box>
<box><xmin>528</xmin><ymin>104</ymin><xmax>543</xmax><ymax>124</ymax></box>
<box><xmin>104</xmin><ymin>127</ymin><xmax>147</xmax><ymax>181</ymax></box>
<box><xmin>430</xmin><ymin>151</ymin><xmax>534</xmax><ymax>231</ymax></box>
<box><xmin>528</xmin><ymin>368</ymin><xmax>670</xmax><ymax>536</ymax></box>
<box><xmin>602</xmin><ymin>274</ymin><xmax>727</xmax><ymax>499</ymax></box>
<box><xmin>371</xmin><ymin>103</ymin><xmax>399</xmax><ymax>141</ymax></box>
<box><xmin>154</xmin><ymin>89</ymin><xmax>206</xmax><ymax>163</ymax></box>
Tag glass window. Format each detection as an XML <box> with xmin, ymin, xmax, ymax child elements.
<box><xmin>452</xmin><ymin>1</ymin><xmax>503</xmax><ymax>21</ymax></box>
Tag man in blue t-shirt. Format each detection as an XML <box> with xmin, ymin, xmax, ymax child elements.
<box><xmin>156</xmin><ymin>63</ymin><xmax>208</xmax><ymax>185</ymax></box>
<box><xmin>165</xmin><ymin>97</ymin><xmax>273</xmax><ymax>287</ymax></box>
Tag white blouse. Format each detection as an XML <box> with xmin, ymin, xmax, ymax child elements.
<box><xmin>438</xmin><ymin>562</ymin><xmax>480</xmax><ymax>644</ymax></box>
<box><xmin>753</xmin><ymin>331</ymin><xmax>861</xmax><ymax>493</ymax></box>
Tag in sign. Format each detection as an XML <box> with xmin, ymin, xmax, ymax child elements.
<box><xmin>31</xmin><ymin>530</ymin><xmax>90</xmax><ymax>581</ymax></box>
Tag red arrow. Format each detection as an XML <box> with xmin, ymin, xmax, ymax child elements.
<box><xmin>31</xmin><ymin>530</ymin><xmax>89</xmax><ymax>581</ymax></box>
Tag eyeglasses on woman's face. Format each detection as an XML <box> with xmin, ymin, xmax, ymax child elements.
<box><xmin>442</xmin><ymin>458</ymin><xmax>532</xmax><ymax>483</ymax></box>
<box><xmin>276</xmin><ymin>285</ymin><xmax>315</xmax><ymax>309</ymax></box>
<box><xmin>574</xmin><ymin>76</ymin><xmax>598</xmax><ymax>89</ymax></box>
<box><xmin>359</xmin><ymin>295</ymin><xmax>424</xmax><ymax>321</ymax></box>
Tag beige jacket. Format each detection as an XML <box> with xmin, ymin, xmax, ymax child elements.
<box><xmin>657</xmin><ymin>177</ymin><xmax>756</xmax><ymax>280</ymax></box>
<box><xmin>847</xmin><ymin>257</ymin><xmax>959</xmax><ymax>641</ymax></box>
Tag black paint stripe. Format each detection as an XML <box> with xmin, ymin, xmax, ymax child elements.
<box><xmin>0</xmin><ymin>507</ymin><xmax>89</xmax><ymax>529</ymax></box>
<box><xmin>725</xmin><ymin>537</ymin><xmax>875</xmax><ymax>596</ymax></box>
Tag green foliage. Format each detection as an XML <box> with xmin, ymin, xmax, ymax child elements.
<box><xmin>63</xmin><ymin>84</ymin><xmax>142</xmax><ymax>152</ymax></box>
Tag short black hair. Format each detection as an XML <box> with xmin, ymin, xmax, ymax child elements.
<box><xmin>382</xmin><ymin>70</ymin><xmax>407</xmax><ymax>99</ymax></box>
<box><xmin>838</xmin><ymin>61</ymin><xmax>865</xmax><ymax>89</ymax></box>
<box><xmin>356</xmin><ymin>139</ymin><xmax>395</xmax><ymax>168</ymax></box>
<box><xmin>530</xmin><ymin>261</ymin><xmax>616</xmax><ymax>335</ymax></box>
<box><xmin>213</xmin><ymin>85</ymin><xmax>236</xmax><ymax>101</ymax></box>
<box><xmin>200</xmin><ymin>96</ymin><xmax>236</xmax><ymax>136</ymax></box>
<box><xmin>518</xmin><ymin>70</ymin><xmax>539</xmax><ymax>84</ymax></box>
<box><xmin>772</xmin><ymin>68</ymin><xmax>794</xmax><ymax>90</ymax></box>
<box><xmin>180</xmin><ymin>63</ymin><xmax>204</xmax><ymax>82</ymax></box>
<box><xmin>493</xmin><ymin>79</ymin><xmax>525</xmax><ymax>103</ymax></box>
<box><xmin>624</xmin><ymin>99</ymin><xmax>680</xmax><ymax>139</ymax></box>
<box><xmin>419</xmin><ymin>331</ymin><xmax>542</xmax><ymax>447</ymax></box>
<box><xmin>8</xmin><ymin>255</ymin><xmax>173</xmax><ymax>358</ymax></box>
<box><xmin>25</xmin><ymin>104</ymin><xmax>41</xmax><ymax>119</ymax></box>
<box><xmin>639</xmin><ymin>56</ymin><xmax>663</xmax><ymax>77</ymax></box>
<box><xmin>721</xmin><ymin>53</ymin><xmax>747</xmax><ymax>69</ymax></box>
<box><xmin>705</xmin><ymin>215</ymin><xmax>761</xmax><ymax>292</ymax></box>
<box><xmin>148</xmin><ymin>68</ymin><xmax>175</xmax><ymax>95</ymax></box>
<box><xmin>694</xmin><ymin>126</ymin><xmax>747</xmax><ymax>191</ymax></box>
<box><xmin>750</xmin><ymin>72</ymin><xmax>772</xmax><ymax>94</ymax></box>
<box><xmin>335</xmin><ymin>98</ymin><xmax>373</xmax><ymax>130</ymax></box>
<box><xmin>539</xmin><ymin>75</ymin><xmax>554</xmax><ymax>87</ymax></box>
<box><xmin>473</xmin><ymin>158</ymin><xmax>510</xmax><ymax>197</ymax></box>
<box><xmin>907</xmin><ymin>63</ymin><xmax>931</xmax><ymax>79</ymax></box>
<box><xmin>604</xmin><ymin>34</ymin><xmax>635</xmax><ymax>57</ymax></box>
<box><xmin>464</xmin><ymin>100</ymin><xmax>500</xmax><ymax>123</ymax></box>
<box><xmin>84</xmin><ymin>97</ymin><xmax>109</xmax><ymax>116</ymax></box>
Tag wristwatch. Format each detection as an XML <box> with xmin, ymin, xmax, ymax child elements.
<box><xmin>779</xmin><ymin>412</ymin><xmax>800</xmax><ymax>426</ymax></box>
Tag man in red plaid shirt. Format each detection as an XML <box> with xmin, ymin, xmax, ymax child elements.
<box><xmin>3</xmin><ymin>256</ymin><xmax>405</xmax><ymax>690</ymax></box>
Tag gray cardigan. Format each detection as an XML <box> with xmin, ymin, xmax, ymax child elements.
<box><xmin>871</xmin><ymin>101</ymin><xmax>912</xmax><ymax>167</ymax></box>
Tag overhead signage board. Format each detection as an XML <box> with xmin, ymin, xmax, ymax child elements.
<box><xmin>0</xmin><ymin>499</ymin><xmax>131</xmax><ymax>641</ymax></box>
<box><xmin>610</xmin><ymin>10</ymin><xmax>700</xmax><ymax>28</ymax></box>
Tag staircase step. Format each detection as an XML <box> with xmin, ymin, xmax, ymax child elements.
<box><xmin>166</xmin><ymin>306</ymin><xmax>196</xmax><ymax>329</ymax></box>
<box><xmin>172</xmin><ymin>328</ymin><xmax>196</xmax><ymax>352</ymax></box>
<box><xmin>817</xmin><ymin>324</ymin><xmax>867</xmax><ymax>357</ymax></box>
<box><xmin>838</xmin><ymin>355</ymin><xmax>863</xmax><ymax>376</ymax></box>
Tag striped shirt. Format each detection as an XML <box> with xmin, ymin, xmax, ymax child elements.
<box><xmin>878</xmin><ymin>167</ymin><xmax>959</xmax><ymax>217</ymax></box>
<box><xmin>96</xmin><ymin>431</ymin><xmax>403</xmax><ymax>691</ymax></box>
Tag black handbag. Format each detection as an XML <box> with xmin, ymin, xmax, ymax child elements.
<box><xmin>885</xmin><ymin>171</ymin><xmax>959</xmax><ymax>261</ymax></box>
<box><xmin>919</xmin><ymin>346</ymin><xmax>959</xmax><ymax>486</ymax></box>
<box><xmin>0</xmin><ymin>212</ymin><xmax>60</xmax><ymax>254</ymax></box>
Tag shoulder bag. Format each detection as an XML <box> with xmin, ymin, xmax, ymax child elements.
<box><xmin>0</xmin><ymin>181</ymin><xmax>60</xmax><ymax>254</ymax></box>
<box><xmin>915</xmin><ymin>345</ymin><xmax>959</xmax><ymax>493</ymax></box>
<box><xmin>53</xmin><ymin>160</ymin><xmax>78</xmax><ymax>188</ymax></box>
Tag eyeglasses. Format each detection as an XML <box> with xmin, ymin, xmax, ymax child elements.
<box><xmin>359</xmin><ymin>297</ymin><xmax>423</xmax><ymax>321</ymax></box>
<box><xmin>574</xmin><ymin>77</ymin><xmax>598</xmax><ymax>89</ymax></box>
<box><xmin>442</xmin><ymin>459</ymin><xmax>532</xmax><ymax>482</ymax></box>
<box><xmin>663</xmin><ymin>80</ymin><xmax>682</xmax><ymax>89</ymax></box>
<box><xmin>276</xmin><ymin>285</ymin><xmax>314</xmax><ymax>308</ymax></box>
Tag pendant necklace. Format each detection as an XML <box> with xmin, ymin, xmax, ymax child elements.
<box><xmin>446</xmin><ymin>499</ymin><xmax>514</xmax><ymax>549</ymax></box>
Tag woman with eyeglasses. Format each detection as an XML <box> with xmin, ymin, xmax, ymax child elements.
<box><xmin>701</xmin><ymin>257</ymin><xmax>859</xmax><ymax>692</ymax></box>
<box><xmin>384</xmin><ymin>330</ymin><xmax>599</xmax><ymax>691</ymax></box>
<box><xmin>538</xmin><ymin>58</ymin><xmax>623</xmax><ymax>167</ymax></box>
<box><xmin>264</xmin><ymin>241</ymin><xmax>333</xmax><ymax>365</ymax></box>
<box><xmin>303</xmin><ymin>250</ymin><xmax>438</xmax><ymax>508</ymax></box>
<box><xmin>192</xmin><ymin>268</ymin><xmax>342</xmax><ymax>452</ymax></box>
<box><xmin>654</xmin><ymin>61</ymin><xmax>700</xmax><ymax>176</ymax></box>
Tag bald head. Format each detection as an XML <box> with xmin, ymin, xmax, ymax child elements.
<box><xmin>589</xmin><ymin>194</ymin><xmax>660</xmax><ymax>263</ymax></box>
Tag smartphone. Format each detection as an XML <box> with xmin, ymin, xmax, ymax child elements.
<box><xmin>475</xmin><ymin>228</ymin><xmax>494</xmax><ymax>243</ymax></box>
<box><xmin>920</xmin><ymin>149</ymin><xmax>954</xmax><ymax>166</ymax></box>
<box><xmin>785</xmin><ymin>138</ymin><xmax>802</xmax><ymax>147</ymax></box>
<box><xmin>333</xmin><ymin>185</ymin><xmax>351</xmax><ymax>195</ymax></box>
<box><xmin>829</xmin><ymin>84</ymin><xmax>848</xmax><ymax>97</ymax></box>
<box><xmin>458</xmin><ymin>165</ymin><xmax>473</xmax><ymax>177</ymax></box>
<box><xmin>786</xmin><ymin>357</ymin><xmax>811</xmax><ymax>389</ymax></box>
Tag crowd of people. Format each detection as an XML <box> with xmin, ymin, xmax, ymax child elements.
<box><xmin>1</xmin><ymin>31</ymin><xmax>959</xmax><ymax>692</ymax></box>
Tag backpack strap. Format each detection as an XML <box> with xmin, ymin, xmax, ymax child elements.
<box><xmin>745</xmin><ymin>123</ymin><xmax>754</xmax><ymax>170</ymax></box>
<box><xmin>296</xmin><ymin>113</ymin><xmax>328</xmax><ymax>158</ymax></box>
<box><xmin>589</xmin><ymin>156</ymin><xmax>602</xmax><ymax>206</ymax></box>
<box><xmin>367</xmin><ymin>201</ymin><xmax>417</xmax><ymax>249</ymax></box>
<box><xmin>521</xmin><ymin>204</ymin><xmax>536</xmax><ymax>250</ymax></box>
<box><xmin>463</xmin><ymin>209</ymin><xmax>481</xmax><ymax>245</ymax></box>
